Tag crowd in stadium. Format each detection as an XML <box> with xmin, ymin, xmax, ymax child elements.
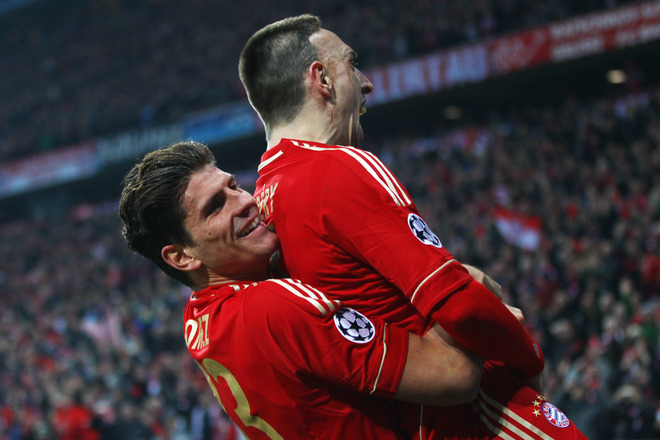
<box><xmin>2</xmin><ymin>0</ymin><xmax>660</xmax><ymax>439</ymax></box>
<box><xmin>0</xmin><ymin>0</ymin><xmax>643</xmax><ymax>161</ymax></box>
<box><xmin>2</xmin><ymin>74</ymin><xmax>660</xmax><ymax>439</ymax></box>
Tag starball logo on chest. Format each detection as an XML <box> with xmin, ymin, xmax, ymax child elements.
<box><xmin>256</xmin><ymin>182</ymin><xmax>279</xmax><ymax>217</ymax></box>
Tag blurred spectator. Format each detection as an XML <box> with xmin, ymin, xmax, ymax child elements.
<box><xmin>51</xmin><ymin>391</ymin><xmax>99</xmax><ymax>440</ymax></box>
<box><xmin>2</xmin><ymin>75</ymin><xmax>659</xmax><ymax>439</ymax></box>
<box><xmin>0</xmin><ymin>0</ymin><xmax>643</xmax><ymax>161</ymax></box>
<box><xmin>1</xmin><ymin>1</ymin><xmax>659</xmax><ymax>438</ymax></box>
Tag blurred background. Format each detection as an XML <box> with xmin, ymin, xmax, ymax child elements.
<box><xmin>1</xmin><ymin>0</ymin><xmax>659</xmax><ymax>439</ymax></box>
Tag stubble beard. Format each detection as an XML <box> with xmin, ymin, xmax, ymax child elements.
<box><xmin>347</xmin><ymin>112</ymin><xmax>363</xmax><ymax>147</ymax></box>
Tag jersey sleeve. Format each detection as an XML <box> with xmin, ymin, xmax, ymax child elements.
<box><xmin>317</xmin><ymin>151</ymin><xmax>544</xmax><ymax>377</ymax></box>
<box><xmin>318</xmin><ymin>150</ymin><xmax>473</xmax><ymax>317</ymax></box>
<box><xmin>243</xmin><ymin>279</ymin><xmax>409</xmax><ymax>398</ymax></box>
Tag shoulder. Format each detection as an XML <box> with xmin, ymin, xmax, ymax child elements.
<box><xmin>240</xmin><ymin>279</ymin><xmax>348</xmax><ymax>354</ymax></box>
<box><xmin>291</xmin><ymin>141</ymin><xmax>412</xmax><ymax>208</ymax></box>
<box><xmin>288</xmin><ymin>139</ymin><xmax>385</xmax><ymax>171</ymax></box>
<box><xmin>264</xmin><ymin>138</ymin><xmax>388</xmax><ymax>180</ymax></box>
<box><xmin>243</xmin><ymin>278</ymin><xmax>342</xmax><ymax>318</ymax></box>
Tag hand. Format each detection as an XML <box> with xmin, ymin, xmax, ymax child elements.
<box><xmin>505</xmin><ymin>304</ymin><xmax>525</xmax><ymax>324</ymax></box>
<box><xmin>395</xmin><ymin>324</ymin><xmax>484</xmax><ymax>406</ymax></box>
<box><xmin>463</xmin><ymin>264</ymin><xmax>503</xmax><ymax>300</ymax></box>
<box><xmin>427</xmin><ymin>325</ymin><xmax>484</xmax><ymax>371</ymax></box>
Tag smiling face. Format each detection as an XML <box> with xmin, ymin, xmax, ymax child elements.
<box><xmin>311</xmin><ymin>29</ymin><xmax>373</xmax><ymax>147</ymax></box>
<box><xmin>176</xmin><ymin>164</ymin><xmax>279</xmax><ymax>285</ymax></box>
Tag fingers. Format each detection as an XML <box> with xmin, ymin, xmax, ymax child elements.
<box><xmin>505</xmin><ymin>304</ymin><xmax>525</xmax><ymax>324</ymax></box>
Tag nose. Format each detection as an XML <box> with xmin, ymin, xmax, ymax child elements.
<box><xmin>359</xmin><ymin>70</ymin><xmax>373</xmax><ymax>95</ymax></box>
<box><xmin>230</xmin><ymin>187</ymin><xmax>257</xmax><ymax>216</ymax></box>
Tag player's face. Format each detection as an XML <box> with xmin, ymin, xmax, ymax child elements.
<box><xmin>312</xmin><ymin>29</ymin><xmax>373</xmax><ymax>147</ymax></box>
<box><xmin>180</xmin><ymin>165</ymin><xmax>279</xmax><ymax>282</ymax></box>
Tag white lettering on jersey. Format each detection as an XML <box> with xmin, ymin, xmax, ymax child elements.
<box><xmin>256</xmin><ymin>182</ymin><xmax>279</xmax><ymax>218</ymax></box>
<box><xmin>185</xmin><ymin>314</ymin><xmax>210</xmax><ymax>350</ymax></box>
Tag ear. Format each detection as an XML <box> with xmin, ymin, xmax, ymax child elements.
<box><xmin>161</xmin><ymin>244</ymin><xmax>202</xmax><ymax>272</ymax></box>
<box><xmin>309</xmin><ymin>61</ymin><xmax>332</xmax><ymax>98</ymax></box>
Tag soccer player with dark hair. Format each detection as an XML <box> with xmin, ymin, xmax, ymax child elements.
<box><xmin>118</xmin><ymin>140</ymin><xmax>484</xmax><ymax>439</ymax></box>
<box><xmin>241</xmin><ymin>14</ymin><xmax>588</xmax><ymax>439</ymax></box>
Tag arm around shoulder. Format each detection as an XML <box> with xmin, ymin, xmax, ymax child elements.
<box><xmin>394</xmin><ymin>324</ymin><xmax>483</xmax><ymax>406</ymax></box>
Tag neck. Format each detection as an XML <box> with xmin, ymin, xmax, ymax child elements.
<box><xmin>266</xmin><ymin>101</ymin><xmax>346</xmax><ymax>149</ymax></box>
<box><xmin>192</xmin><ymin>267</ymin><xmax>270</xmax><ymax>291</ymax></box>
<box><xmin>267</xmin><ymin>124</ymin><xmax>335</xmax><ymax>150</ymax></box>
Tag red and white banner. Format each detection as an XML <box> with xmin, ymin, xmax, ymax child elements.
<box><xmin>493</xmin><ymin>207</ymin><xmax>542</xmax><ymax>251</ymax></box>
<box><xmin>0</xmin><ymin>143</ymin><xmax>99</xmax><ymax>198</ymax></box>
<box><xmin>365</xmin><ymin>1</ymin><xmax>660</xmax><ymax>102</ymax></box>
<box><xmin>490</xmin><ymin>0</ymin><xmax>660</xmax><ymax>74</ymax></box>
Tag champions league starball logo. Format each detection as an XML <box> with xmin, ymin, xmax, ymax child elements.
<box><xmin>408</xmin><ymin>213</ymin><xmax>442</xmax><ymax>248</ymax></box>
<box><xmin>334</xmin><ymin>308</ymin><xmax>375</xmax><ymax>344</ymax></box>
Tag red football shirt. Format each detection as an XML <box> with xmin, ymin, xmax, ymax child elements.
<box><xmin>256</xmin><ymin>139</ymin><xmax>473</xmax><ymax>331</ymax></box>
<box><xmin>184</xmin><ymin>278</ymin><xmax>409</xmax><ymax>439</ymax></box>
<box><xmin>255</xmin><ymin>139</ymin><xmax>587</xmax><ymax>440</ymax></box>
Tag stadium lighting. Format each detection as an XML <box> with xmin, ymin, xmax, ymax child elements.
<box><xmin>606</xmin><ymin>69</ymin><xmax>627</xmax><ymax>84</ymax></box>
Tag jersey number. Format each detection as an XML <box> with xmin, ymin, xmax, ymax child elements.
<box><xmin>197</xmin><ymin>358</ymin><xmax>283</xmax><ymax>440</ymax></box>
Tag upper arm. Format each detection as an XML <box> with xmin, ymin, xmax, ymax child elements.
<box><xmin>394</xmin><ymin>324</ymin><xmax>483</xmax><ymax>406</ymax></box>
<box><xmin>245</xmin><ymin>280</ymin><xmax>408</xmax><ymax>397</ymax></box>
<box><xmin>320</xmin><ymin>159</ymin><xmax>473</xmax><ymax>314</ymax></box>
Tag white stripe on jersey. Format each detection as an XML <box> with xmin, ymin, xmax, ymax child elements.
<box><xmin>370</xmin><ymin>322</ymin><xmax>389</xmax><ymax>396</ymax></box>
<box><xmin>477</xmin><ymin>412</ymin><xmax>518</xmax><ymax>440</ymax></box>
<box><xmin>288</xmin><ymin>279</ymin><xmax>341</xmax><ymax>313</ymax></box>
<box><xmin>478</xmin><ymin>390</ymin><xmax>556</xmax><ymax>440</ymax></box>
<box><xmin>409</xmin><ymin>259</ymin><xmax>458</xmax><ymax>306</ymax></box>
<box><xmin>257</xmin><ymin>150</ymin><xmax>283</xmax><ymax>172</ymax></box>
<box><xmin>348</xmin><ymin>147</ymin><xmax>412</xmax><ymax>206</ymax></box>
<box><xmin>268</xmin><ymin>278</ymin><xmax>340</xmax><ymax>315</ymax></box>
<box><xmin>291</xmin><ymin>140</ymin><xmax>411</xmax><ymax>207</ymax></box>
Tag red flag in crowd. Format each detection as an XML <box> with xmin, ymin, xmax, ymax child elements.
<box><xmin>493</xmin><ymin>207</ymin><xmax>542</xmax><ymax>251</ymax></box>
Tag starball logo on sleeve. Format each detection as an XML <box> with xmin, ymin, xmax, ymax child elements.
<box><xmin>334</xmin><ymin>308</ymin><xmax>375</xmax><ymax>343</ymax></box>
<box><xmin>408</xmin><ymin>213</ymin><xmax>442</xmax><ymax>248</ymax></box>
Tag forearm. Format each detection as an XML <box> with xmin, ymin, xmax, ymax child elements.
<box><xmin>394</xmin><ymin>324</ymin><xmax>483</xmax><ymax>406</ymax></box>
<box><xmin>429</xmin><ymin>279</ymin><xmax>544</xmax><ymax>378</ymax></box>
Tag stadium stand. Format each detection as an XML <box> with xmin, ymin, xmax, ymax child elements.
<box><xmin>1</xmin><ymin>0</ymin><xmax>659</xmax><ymax>439</ymax></box>
<box><xmin>0</xmin><ymin>0</ymin><xmax>643</xmax><ymax>161</ymax></box>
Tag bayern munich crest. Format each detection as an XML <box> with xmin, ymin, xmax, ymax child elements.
<box><xmin>542</xmin><ymin>402</ymin><xmax>570</xmax><ymax>428</ymax></box>
<box><xmin>334</xmin><ymin>308</ymin><xmax>375</xmax><ymax>344</ymax></box>
<box><xmin>408</xmin><ymin>213</ymin><xmax>442</xmax><ymax>248</ymax></box>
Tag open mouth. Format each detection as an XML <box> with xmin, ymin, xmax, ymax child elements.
<box><xmin>238</xmin><ymin>217</ymin><xmax>260</xmax><ymax>237</ymax></box>
<box><xmin>360</xmin><ymin>101</ymin><xmax>367</xmax><ymax>115</ymax></box>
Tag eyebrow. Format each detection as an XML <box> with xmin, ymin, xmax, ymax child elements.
<box><xmin>200</xmin><ymin>174</ymin><xmax>236</xmax><ymax>219</ymax></box>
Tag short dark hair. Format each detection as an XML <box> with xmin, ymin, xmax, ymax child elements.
<box><xmin>239</xmin><ymin>14</ymin><xmax>322</xmax><ymax>136</ymax></box>
<box><xmin>118</xmin><ymin>141</ymin><xmax>215</xmax><ymax>287</ymax></box>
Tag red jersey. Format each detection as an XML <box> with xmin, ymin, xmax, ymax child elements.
<box><xmin>255</xmin><ymin>139</ymin><xmax>587</xmax><ymax>440</ymax></box>
<box><xmin>52</xmin><ymin>404</ymin><xmax>99</xmax><ymax>440</ymax></box>
<box><xmin>183</xmin><ymin>277</ymin><xmax>409</xmax><ymax>439</ymax></box>
<box><xmin>256</xmin><ymin>139</ymin><xmax>473</xmax><ymax>333</ymax></box>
